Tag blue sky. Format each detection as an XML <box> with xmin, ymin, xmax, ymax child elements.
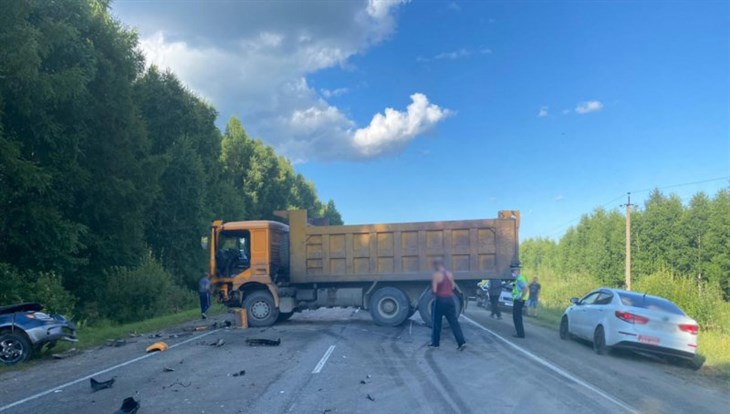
<box><xmin>113</xmin><ymin>1</ymin><xmax>730</xmax><ymax>239</ymax></box>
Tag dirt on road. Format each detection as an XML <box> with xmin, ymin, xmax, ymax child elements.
<box><xmin>0</xmin><ymin>306</ymin><xmax>727</xmax><ymax>414</ymax></box>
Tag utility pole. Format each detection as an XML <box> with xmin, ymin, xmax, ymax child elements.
<box><xmin>621</xmin><ymin>193</ymin><xmax>637</xmax><ymax>290</ymax></box>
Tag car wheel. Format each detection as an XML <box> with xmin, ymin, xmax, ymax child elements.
<box><xmin>593</xmin><ymin>325</ymin><xmax>608</xmax><ymax>355</ymax></box>
<box><xmin>242</xmin><ymin>290</ymin><xmax>280</xmax><ymax>327</ymax></box>
<box><xmin>559</xmin><ymin>316</ymin><xmax>570</xmax><ymax>340</ymax></box>
<box><xmin>686</xmin><ymin>354</ymin><xmax>705</xmax><ymax>371</ymax></box>
<box><xmin>370</xmin><ymin>287</ymin><xmax>410</xmax><ymax>327</ymax></box>
<box><xmin>0</xmin><ymin>333</ymin><xmax>32</xmax><ymax>365</ymax></box>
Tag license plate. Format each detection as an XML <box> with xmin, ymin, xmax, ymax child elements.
<box><xmin>638</xmin><ymin>335</ymin><xmax>660</xmax><ymax>345</ymax></box>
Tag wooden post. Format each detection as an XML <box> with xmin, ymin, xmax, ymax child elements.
<box><xmin>622</xmin><ymin>193</ymin><xmax>636</xmax><ymax>291</ymax></box>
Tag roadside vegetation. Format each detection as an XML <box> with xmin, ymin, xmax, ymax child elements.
<box><xmin>0</xmin><ymin>1</ymin><xmax>342</xmax><ymax>328</ymax></box>
<box><xmin>522</xmin><ymin>188</ymin><xmax>730</xmax><ymax>381</ymax></box>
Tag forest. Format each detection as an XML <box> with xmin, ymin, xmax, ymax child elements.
<box><xmin>0</xmin><ymin>1</ymin><xmax>342</xmax><ymax>323</ymax></box>
<box><xmin>521</xmin><ymin>189</ymin><xmax>730</xmax><ymax>332</ymax></box>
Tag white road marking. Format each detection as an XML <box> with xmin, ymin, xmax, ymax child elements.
<box><xmin>462</xmin><ymin>316</ymin><xmax>640</xmax><ymax>414</ymax></box>
<box><xmin>311</xmin><ymin>345</ymin><xmax>336</xmax><ymax>374</ymax></box>
<box><xmin>0</xmin><ymin>329</ymin><xmax>219</xmax><ymax>413</ymax></box>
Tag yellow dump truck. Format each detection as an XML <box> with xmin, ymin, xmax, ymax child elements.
<box><xmin>207</xmin><ymin>210</ymin><xmax>520</xmax><ymax>327</ymax></box>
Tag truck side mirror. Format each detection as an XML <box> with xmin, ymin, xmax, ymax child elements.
<box><xmin>201</xmin><ymin>236</ymin><xmax>209</xmax><ymax>251</ymax></box>
<box><xmin>570</xmin><ymin>297</ymin><xmax>579</xmax><ymax>305</ymax></box>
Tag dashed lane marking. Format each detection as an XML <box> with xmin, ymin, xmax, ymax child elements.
<box><xmin>311</xmin><ymin>345</ymin><xmax>336</xmax><ymax>374</ymax></box>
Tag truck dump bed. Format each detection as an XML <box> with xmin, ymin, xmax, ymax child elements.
<box><xmin>287</xmin><ymin>210</ymin><xmax>519</xmax><ymax>284</ymax></box>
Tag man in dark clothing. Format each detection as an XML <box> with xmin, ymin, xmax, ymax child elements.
<box><xmin>430</xmin><ymin>259</ymin><xmax>466</xmax><ymax>350</ymax></box>
<box><xmin>487</xmin><ymin>279</ymin><xmax>503</xmax><ymax>319</ymax></box>
<box><xmin>198</xmin><ymin>275</ymin><xmax>212</xmax><ymax>319</ymax></box>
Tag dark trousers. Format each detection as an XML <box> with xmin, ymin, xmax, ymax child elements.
<box><xmin>431</xmin><ymin>297</ymin><xmax>466</xmax><ymax>347</ymax></box>
<box><xmin>199</xmin><ymin>292</ymin><xmax>210</xmax><ymax>314</ymax></box>
<box><xmin>489</xmin><ymin>293</ymin><xmax>501</xmax><ymax>317</ymax></box>
<box><xmin>513</xmin><ymin>299</ymin><xmax>525</xmax><ymax>337</ymax></box>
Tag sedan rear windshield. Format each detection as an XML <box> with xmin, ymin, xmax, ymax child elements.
<box><xmin>618</xmin><ymin>293</ymin><xmax>685</xmax><ymax>315</ymax></box>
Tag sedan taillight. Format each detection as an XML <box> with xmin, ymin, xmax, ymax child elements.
<box><xmin>679</xmin><ymin>324</ymin><xmax>699</xmax><ymax>335</ymax></box>
<box><xmin>615</xmin><ymin>311</ymin><xmax>649</xmax><ymax>324</ymax></box>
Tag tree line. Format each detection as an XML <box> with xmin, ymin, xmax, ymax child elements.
<box><xmin>521</xmin><ymin>189</ymin><xmax>730</xmax><ymax>300</ymax></box>
<box><xmin>0</xmin><ymin>0</ymin><xmax>342</xmax><ymax>322</ymax></box>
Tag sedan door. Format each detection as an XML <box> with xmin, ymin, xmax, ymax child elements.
<box><xmin>581</xmin><ymin>291</ymin><xmax>615</xmax><ymax>337</ymax></box>
<box><xmin>571</xmin><ymin>292</ymin><xmax>600</xmax><ymax>339</ymax></box>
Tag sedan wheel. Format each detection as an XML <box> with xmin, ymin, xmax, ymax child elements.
<box><xmin>593</xmin><ymin>325</ymin><xmax>608</xmax><ymax>355</ymax></box>
<box><xmin>559</xmin><ymin>316</ymin><xmax>570</xmax><ymax>340</ymax></box>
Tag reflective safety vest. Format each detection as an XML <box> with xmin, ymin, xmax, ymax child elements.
<box><xmin>512</xmin><ymin>273</ymin><xmax>529</xmax><ymax>301</ymax></box>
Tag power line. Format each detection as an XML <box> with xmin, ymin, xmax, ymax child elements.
<box><xmin>630</xmin><ymin>176</ymin><xmax>730</xmax><ymax>195</ymax></box>
<box><xmin>541</xmin><ymin>176</ymin><xmax>730</xmax><ymax>239</ymax></box>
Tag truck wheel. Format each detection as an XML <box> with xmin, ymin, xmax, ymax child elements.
<box><xmin>0</xmin><ymin>333</ymin><xmax>32</xmax><ymax>365</ymax></box>
<box><xmin>369</xmin><ymin>287</ymin><xmax>410</xmax><ymax>327</ymax></box>
<box><xmin>418</xmin><ymin>292</ymin><xmax>462</xmax><ymax>328</ymax></box>
<box><xmin>243</xmin><ymin>290</ymin><xmax>280</xmax><ymax>327</ymax></box>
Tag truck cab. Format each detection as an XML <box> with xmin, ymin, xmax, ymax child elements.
<box><xmin>208</xmin><ymin>219</ymin><xmax>290</xmax><ymax>325</ymax></box>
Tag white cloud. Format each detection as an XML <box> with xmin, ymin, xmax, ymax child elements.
<box><xmin>125</xmin><ymin>0</ymin><xmax>447</xmax><ymax>162</ymax></box>
<box><xmin>353</xmin><ymin>93</ymin><xmax>452</xmax><ymax>157</ymax></box>
<box><xmin>321</xmin><ymin>87</ymin><xmax>349</xmax><ymax>98</ymax></box>
<box><xmin>418</xmin><ymin>47</ymin><xmax>491</xmax><ymax>62</ymax></box>
<box><xmin>554</xmin><ymin>194</ymin><xmax>565</xmax><ymax>202</ymax></box>
<box><xmin>575</xmin><ymin>100</ymin><xmax>604</xmax><ymax>114</ymax></box>
<box><xmin>538</xmin><ymin>106</ymin><xmax>549</xmax><ymax>117</ymax></box>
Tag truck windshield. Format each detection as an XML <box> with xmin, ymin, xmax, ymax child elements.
<box><xmin>217</xmin><ymin>231</ymin><xmax>250</xmax><ymax>277</ymax></box>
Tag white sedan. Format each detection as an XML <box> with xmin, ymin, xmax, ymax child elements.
<box><xmin>559</xmin><ymin>288</ymin><xmax>704</xmax><ymax>369</ymax></box>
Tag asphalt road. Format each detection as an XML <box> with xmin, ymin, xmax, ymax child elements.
<box><xmin>1</xmin><ymin>305</ymin><xmax>728</xmax><ymax>414</ymax></box>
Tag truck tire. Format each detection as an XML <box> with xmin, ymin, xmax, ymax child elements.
<box><xmin>0</xmin><ymin>333</ymin><xmax>32</xmax><ymax>365</ymax></box>
<box><xmin>369</xmin><ymin>287</ymin><xmax>410</xmax><ymax>327</ymax></box>
<box><xmin>243</xmin><ymin>290</ymin><xmax>280</xmax><ymax>327</ymax></box>
<box><xmin>418</xmin><ymin>292</ymin><xmax>462</xmax><ymax>328</ymax></box>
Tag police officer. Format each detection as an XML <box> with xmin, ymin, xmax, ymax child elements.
<box><xmin>511</xmin><ymin>264</ymin><xmax>529</xmax><ymax>338</ymax></box>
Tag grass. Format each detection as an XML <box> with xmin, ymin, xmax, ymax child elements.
<box><xmin>527</xmin><ymin>266</ymin><xmax>730</xmax><ymax>383</ymax></box>
<box><xmin>1</xmin><ymin>304</ymin><xmax>226</xmax><ymax>373</ymax></box>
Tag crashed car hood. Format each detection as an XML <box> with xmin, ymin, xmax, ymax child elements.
<box><xmin>0</xmin><ymin>303</ymin><xmax>43</xmax><ymax>315</ymax></box>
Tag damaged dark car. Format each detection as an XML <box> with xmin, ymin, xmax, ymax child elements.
<box><xmin>0</xmin><ymin>303</ymin><xmax>77</xmax><ymax>365</ymax></box>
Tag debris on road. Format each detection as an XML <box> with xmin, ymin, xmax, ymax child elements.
<box><xmin>245</xmin><ymin>338</ymin><xmax>281</xmax><ymax>347</ymax></box>
<box><xmin>128</xmin><ymin>331</ymin><xmax>140</xmax><ymax>338</ymax></box>
<box><xmin>114</xmin><ymin>396</ymin><xmax>140</xmax><ymax>414</ymax></box>
<box><xmin>164</xmin><ymin>381</ymin><xmax>192</xmax><ymax>390</ymax></box>
<box><xmin>210</xmin><ymin>338</ymin><xmax>225</xmax><ymax>347</ymax></box>
<box><xmin>163</xmin><ymin>367</ymin><xmax>175</xmax><ymax>372</ymax></box>
<box><xmin>106</xmin><ymin>339</ymin><xmax>128</xmax><ymax>347</ymax></box>
<box><xmin>145</xmin><ymin>341</ymin><xmax>168</xmax><ymax>353</ymax></box>
<box><xmin>193</xmin><ymin>325</ymin><xmax>209</xmax><ymax>332</ymax></box>
<box><xmin>359</xmin><ymin>380</ymin><xmax>366</xmax><ymax>384</ymax></box>
<box><xmin>52</xmin><ymin>348</ymin><xmax>80</xmax><ymax>359</ymax></box>
<box><xmin>232</xmin><ymin>370</ymin><xmax>246</xmax><ymax>377</ymax></box>
<box><xmin>90</xmin><ymin>377</ymin><xmax>115</xmax><ymax>392</ymax></box>
<box><xmin>148</xmin><ymin>332</ymin><xmax>163</xmax><ymax>339</ymax></box>
<box><xmin>366</xmin><ymin>394</ymin><xmax>375</xmax><ymax>402</ymax></box>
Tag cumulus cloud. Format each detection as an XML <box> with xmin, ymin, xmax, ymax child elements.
<box><xmin>575</xmin><ymin>100</ymin><xmax>604</xmax><ymax>114</ymax></box>
<box><xmin>117</xmin><ymin>0</ymin><xmax>452</xmax><ymax>162</ymax></box>
<box><xmin>538</xmin><ymin>106</ymin><xmax>549</xmax><ymax>117</ymax></box>
<box><xmin>353</xmin><ymin>93</ymin><xmax>452</xmax><ymax>157</ymax></box>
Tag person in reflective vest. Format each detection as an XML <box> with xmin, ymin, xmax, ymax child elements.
<box><xmin>511</xmin><ymin>265</ymin><xmax>529</xmax><ymax>338</ymax></box>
